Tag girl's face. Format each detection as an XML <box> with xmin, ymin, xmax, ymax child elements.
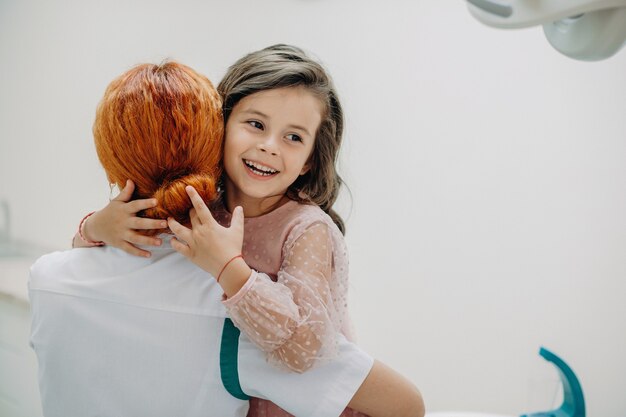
<box><xmin>223</xmin><ymin>86</ymin><xmax>322</xmax><ymax>213</ymax></box>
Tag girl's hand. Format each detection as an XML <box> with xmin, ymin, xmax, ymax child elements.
<box><xmin>168</xmin><ymin>186</ymin><xmax>245</xmax><ymax>278</ymax></box>
<box><xmin>80</xmin><ymin>180</ymin><xmax>167</xmax><ymax>257</ymax></box>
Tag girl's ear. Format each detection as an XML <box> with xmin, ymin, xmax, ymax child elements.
<box><xmin>300</xmin><ymin>163</ymin><xmax>310</xmax><ymax>176</ymax></box>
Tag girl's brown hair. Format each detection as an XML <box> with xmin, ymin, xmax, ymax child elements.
<box><xmin>218</xmin><ymin>44</ymin><xmax>347</xmax><ymax>234</ymax></box>
<box><xmin>93</xmin><ymin>61</ymin><xmax>223</xmax><ymax>232</ymax></box>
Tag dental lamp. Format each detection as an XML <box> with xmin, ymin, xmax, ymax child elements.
<box><xmin>466</xmin><ymin>0</ymin><xmax>626</xmax><ymax>61</ymax></box>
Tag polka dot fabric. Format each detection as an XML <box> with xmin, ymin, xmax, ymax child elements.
<box><xmin>213</xmin><ymin>199</ymin><xmax>366</xmax><ymax>417</ymax></box>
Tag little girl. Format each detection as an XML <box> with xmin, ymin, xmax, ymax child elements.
<box><xmin>75</xmin><ymin>45</ymin><xmax>383</xmax><ymax>417</ymax></box>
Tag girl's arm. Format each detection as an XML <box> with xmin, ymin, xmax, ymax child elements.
<box><xmin>73</xmin><ymin>180</ymin><xmax>167</xmax><ymax>257</ymax></box>
<box><xmin>222</xmin><ymin>222</ymin><xmax>337</xmax><ymax>372</ymax></box>
<box><xmin>168</xmin><ymin>187</ymin><xmax>343</xmax><ymax>373</ymax></box>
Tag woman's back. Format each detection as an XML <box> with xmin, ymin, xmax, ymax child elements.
<box><xmin>29</xmin><ymin>235</ymin><xmax>375</xmax><ymax>417</ymax></box>
<box><xmin>29</xmin><ymin>237</ymin><xmax>248</xmax><ymax>416</ymax></box>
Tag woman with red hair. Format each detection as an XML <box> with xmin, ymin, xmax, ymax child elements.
<box><xmin>31</xmin><ymin>60</ymin><xmax>424</xmax><ymax>417</ymax></box>
<box><xmin>76</xmin><ymin>62</ymin><xmax>223</xmax><ymax>248</ymax></box>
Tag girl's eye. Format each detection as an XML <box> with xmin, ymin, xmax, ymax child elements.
<box><xmin>247</xmin><ymin>120</ymin><xmax>263</xmax><ymax>130</ymax></box>
<box><xmin>286</xmin><ymin>134</ymin><xmax>303</xmax><ymax>143</ymax></box>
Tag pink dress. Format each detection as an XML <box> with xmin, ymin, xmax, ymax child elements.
<box><xmin>213</xmin><ymin>199</ymin><xmax>368</xmax><ymax>417</ymax></box>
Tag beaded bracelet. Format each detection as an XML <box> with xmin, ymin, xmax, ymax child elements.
<box><xmin>78</xmin><ymin>211</ymin><xmax>105</xmax><ymax>246</ymax></box>
<box><xmin>217</xmin><ymin>254</ymin><xmax>243</xmax><ymax>283</ymax></box>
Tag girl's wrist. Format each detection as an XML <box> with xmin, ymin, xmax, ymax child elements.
<box><xmin>218</xmin><ymin>257</ymin><xmax>252</xmax><ymax>297</ymax></box>
<box><xmin>216</xmin><ymin>254</ymin><xmax>243</xmax><ymax>283</ymax></box>
<box><xmin>78</xmin><ymin>211</ymin><xmax>105</xmax><ymax>246</ymax></box>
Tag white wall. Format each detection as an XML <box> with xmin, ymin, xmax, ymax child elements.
<box><xmin>1</xmin><ymin>0</ymin><xmax>625</xmax><ymax>416</ymax></box>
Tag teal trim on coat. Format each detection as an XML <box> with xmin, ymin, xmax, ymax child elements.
<box><xmin>220</xmin><ymin>318</ymin><xmax>250</xmax><ymax>400</ymax></box>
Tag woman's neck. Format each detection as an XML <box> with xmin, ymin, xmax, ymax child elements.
<box><xmin>223</xmin><ymin>181</ymin><xmax>290</xmax><ymax>218</ymax></box>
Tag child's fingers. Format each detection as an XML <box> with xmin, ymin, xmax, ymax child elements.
<box><xmin>189</xmin><ymin>208</ymin><xmax>201</xmax><ymax>229</ymax></box>
<box><xmin>114</xmin><ymin>180</ymin><xmax>135</xmax><ymax>202</ymax></box>
<box><xmin>126</xmin><ymin>198</ymin><xmax>158</xmax><ymax>214</ymax></box>
<box><xmin>129</xmin><ymin>217</ymin><xmax>168</xmax><ymax>231</ymax></box>
<box><xmin>119</xmin><ymin>241</ymin><xmax>152</xmax><ymax>258</ymax></box>
<box><xmin>167</xmin><ymin>217</ymin><xmax>192</xmax><ymax>242</ymax></box>
<box><xmin>230</xmin><ymin>206</ymin><xmax>245</xmax><ymax>231</ymax></box>
<box><xmin>170</xmin><ymin>237</ymin><xmax>191</xmax><ymax>257</ymax></box>
<box><xmin>185</xmin><ymin>186</ymin><xmax>215</xmax><ymax>225</ymax></box>
<box><xmin>125</xmin><ymin>232</ymin><xmax>162</xmax><ymax>247</ymax></box>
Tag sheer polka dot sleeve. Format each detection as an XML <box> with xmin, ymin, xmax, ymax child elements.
<box><xmin>223</xmin><ymin>222</ymin><xmax>342</xmax><ymax>373</ymax></box>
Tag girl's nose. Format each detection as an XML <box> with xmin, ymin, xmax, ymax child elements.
<box><xmin>257</xmin><ymin>138</ymin><xmax>279</xmax><ymax>156</ymax></box>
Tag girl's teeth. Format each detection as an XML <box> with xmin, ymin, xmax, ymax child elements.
<box><xmin>245</xmin><ymin>160</ymin><xmax>278</xmax><ymax>175</ymax></box>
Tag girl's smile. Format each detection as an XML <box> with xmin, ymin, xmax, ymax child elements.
<box><xmin>223</xmin><ymin>86</ymin><xmax>323</xmax><ymax>216</ymax></box>
<box><xmin>243</xmin><ymin>159</ymin><xmax>280</xmax><ymax>178</ymax></box>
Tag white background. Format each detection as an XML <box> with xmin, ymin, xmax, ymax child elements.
<box><xmin>1</xmin><ymin>1</ymin><xmax>625</xmax><ymax>416</ymax></box>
